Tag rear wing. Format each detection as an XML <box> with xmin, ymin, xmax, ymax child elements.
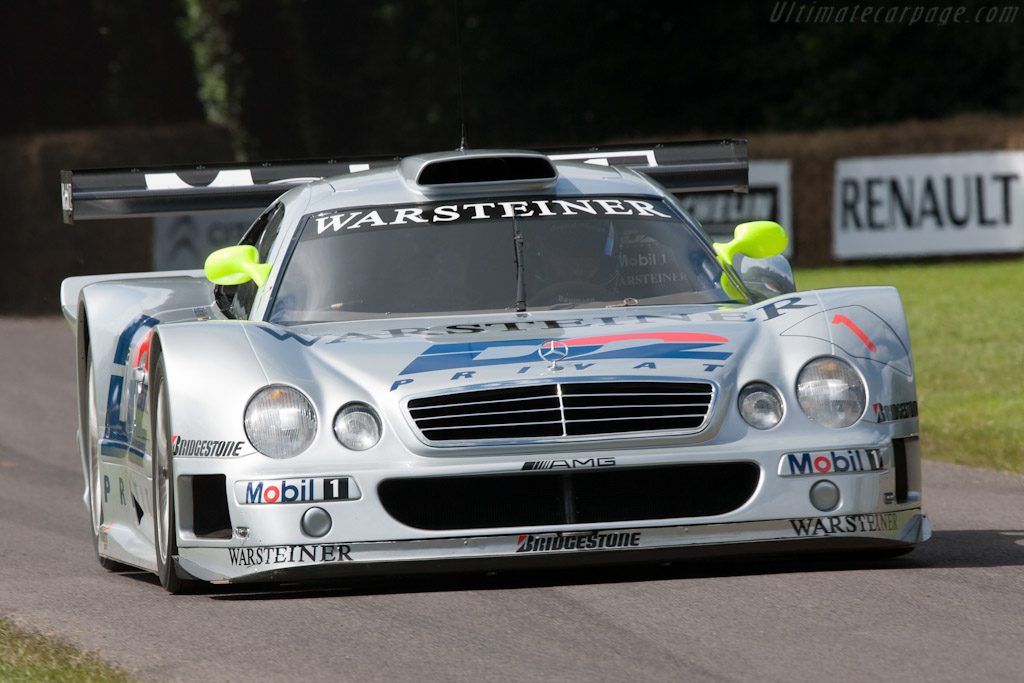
<box><xmin>60</xmin><ymin>157</ymin><xmax>398</xmax><ymax>223</ymax></box>
<box><xmin>60</xmin><ymin>139</ymin><xmax>746</xmax><ymax>223</ymax></box>
<box><xmin>546</xmin><ymin>139</ymin><xmax>747</xmax><ymax>195</ymax></box>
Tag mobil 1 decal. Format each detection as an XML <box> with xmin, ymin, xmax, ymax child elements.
<box><xmin>303</xmin><ymin>197</ymin><xmax>674</xmax><ymax>238</ymax></box>
<box><xmin>779</xmin><ymin>449</ymin><xmax>885</xmax><ymax>476</ymax></box>
<box><xmin>236</xmin><ymin>477</ymin><xmax>355</xmax><ymax>504</ymax></box>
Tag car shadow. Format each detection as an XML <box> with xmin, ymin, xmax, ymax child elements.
<box><xmin>202</xmin><ymin>528</ymin><xmax>1024</xmax><ymax>601</ymax></box>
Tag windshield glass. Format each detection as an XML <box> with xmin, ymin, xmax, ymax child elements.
<box><xmin>268</xmin><ymin>196</ymin><xmax>734</xmax><ymax>324</ymax></box>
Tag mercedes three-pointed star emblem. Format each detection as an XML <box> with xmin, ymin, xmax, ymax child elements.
<box><xmin>537</xmin><ymin>340</ymin><xmax>570</xmax><ymax>369</ymax></box>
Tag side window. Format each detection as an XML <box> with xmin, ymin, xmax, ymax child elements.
<box><xmin>231</xmin><ymin>203</ymin><xmax>286</xmax><ymax>319</ymax></box>
<box><xmin>218</xmin><ymin>204</ymin><xmax>286</xmax><ymax>320</ymax></box>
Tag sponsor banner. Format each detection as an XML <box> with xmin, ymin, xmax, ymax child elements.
<box><xmin>833</xmin><ymin>151</ymin><xmax>1024</xmax><ymax>259</ymax></box>
<box><xmin>779</xmin><ymin>449</ymin><xmax>885</xmax><ymax>476</ymax></box>
<box><xmin>235</xmin><ymin>477</ymin><xmax>357</xmax><ymax>505</ymax></box>
<box><xmin>172</xmin><ymin>436</ymin><xmax>246</xmax><ymax>458</ymax></box>
<box><xmin>152</xmin><ymin>210</ymin><xmax>259</xmax><ymax>270</ymax></box>
<box><xmin>397</xmin><ymin>332</ymin><xmax>731</xmax><ymax>377</ymax></box>
<box><xmin>304</xmin><ymin>197</ymin><xmax>675</xmax><ymax>240</ymax></box>
<box><xmin>675</xmin><ymin>160</ymin><xmax>793</xmax><ymax>256</ymax></box>
<box><xmin>873</xmin><ymin>401</ymin><xmax>918</xmax><ymax>423</ymax></box>
<box><xmin>515</xmin><ymin>530</ymin><xmax>642</xmax><ymax>553</ymax></box>
<box><xmin>790</xmin><ymin>513</ymin><xmax>898</xmax><ymax>537</ymax></box>
<box><xmin>257</xmin><ymin>297</ymin><xmax>813</xmax><ymax>350</ymax></box>
<box><xmin>228</xmin><ymin>544</ymin><xmax>353</xmax><ymax>567</ymax></box>
<box><xmin>522</xmin><ymin>457</ymin><xmax>616</xmax><ymax>471</ymax></box>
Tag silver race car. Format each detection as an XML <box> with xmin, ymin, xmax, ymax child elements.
<box><xmin>60</xmin><ymin>141</ymin><xmax>929</xmax><ymax>593</ymax></box>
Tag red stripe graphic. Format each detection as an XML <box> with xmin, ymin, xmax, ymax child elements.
<box><xmin>831</xmin><ymin>314</ymin><xmax>877</xmax><ymax>352</ymax></box>
<box><xmin>562</xmin><ymin>332</ymin><xmax>728</xmax><ymax>347</ymax></box>
<box><xmin>133</xmin><ymin>330</ymin><xmax>154</xmax><ymax>371</ymax></box>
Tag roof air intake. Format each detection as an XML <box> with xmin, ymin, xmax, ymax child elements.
<box><xmin>416</xmin><ymin>155</ymin><xmax>556</xmax><ymax>186</ymax></box>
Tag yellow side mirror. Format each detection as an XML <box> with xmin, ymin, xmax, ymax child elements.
<box><xmin>712</xmin><ymin>221</ymin><xmax>789</xmax><ymax>267</ymax></box>
<box><xmin>204</xmin><ymin>245</ymin><xmax>272</xmax><ymax>287</ymax></box>
<box><xmin>712</xmin><ymin>221</ymin><xmax>789</xmax><ymax>302</ymax></box>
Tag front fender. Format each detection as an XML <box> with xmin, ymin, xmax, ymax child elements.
<box><xmin>780</xmin><ymin>286</ymin><xmax>918</xmax><ymax>436</ymax></box>
<box><xmin>153</xmin><ymin>321</ymin><xmax>268</xmax><ymax>456</ymax></box>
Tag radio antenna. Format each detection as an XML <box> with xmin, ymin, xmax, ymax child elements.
<box><xmin>454</xmin><ymin>0</ymin><xmax>468</xmax><ymax>150</ymax></box>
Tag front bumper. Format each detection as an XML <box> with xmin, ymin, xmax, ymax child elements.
<box><xmin>172</xmin><ymin>435</ymin><xmax>927</xmax><ymax>583</ymax></box>
<box><xmin>178</xmin><ymin>510</ymin><xmax>930</xmax><ymax>584</ymax></box>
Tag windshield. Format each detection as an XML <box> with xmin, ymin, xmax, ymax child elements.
<box><xmin>268</xmin><ymin>196</ymin><xmax>734</xmax><ymax>324</ymax></box>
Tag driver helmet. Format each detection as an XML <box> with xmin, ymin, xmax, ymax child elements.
<box><xmin>534</xmin><ymin>221</ymin><xmax>618</xmax><ymax>287</ymax></box>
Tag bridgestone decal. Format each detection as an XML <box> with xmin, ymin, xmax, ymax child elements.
<box><xmin>172</xmin><ymin>436</ymin><xmax>245</xmax><ymax>457</ymax></box>
<box><xmin>515</xmin><ymin>531</ymin><xmax>642</xmax><ymax>553</ymax></box>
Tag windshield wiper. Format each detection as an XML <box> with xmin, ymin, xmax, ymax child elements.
<box><xmin>512</xmin><ymin>222</ymin><xmax>527</xmax><ymax>312</ymax></box>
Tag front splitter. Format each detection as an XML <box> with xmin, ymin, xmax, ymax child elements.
<box><xmin>177</xmin><ymin>509</ymin><xmax>929</xmax><ymax>583</ymax></box>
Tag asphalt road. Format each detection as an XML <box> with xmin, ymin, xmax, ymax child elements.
<box><xmin>1</xmin><ymin>317</ymin><xmax>1022</xmax><ymax>682</ymax></box>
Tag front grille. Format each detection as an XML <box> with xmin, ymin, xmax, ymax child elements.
<box><xmin>379</xmin><ymin>463</ymin><xmax>760</xmax><ymax>530</ymax></box>
<box><xmin>407</xmin><ymin>381</ymin><xmax>714</xmax><ymax>443</ymax></box>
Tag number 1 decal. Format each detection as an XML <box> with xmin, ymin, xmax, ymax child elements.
<box><xmin>324</xmin><ymin>478</ymin><xmax>349</xmax><ymax>501</ymax></box>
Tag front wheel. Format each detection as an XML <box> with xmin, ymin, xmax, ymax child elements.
<box><xmin>150</xmin><ymin>359</ymin><xmax>197</xmax><ymax>594</ymax></box>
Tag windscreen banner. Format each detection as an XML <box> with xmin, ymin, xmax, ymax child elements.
<box><xmin>674</xmin><ymin>160</ymin><xmax>792</xmax><ymax>257</ymax></box>
<box><xmin>832</xmin><ymin>151</ymin><xmax>1024</xmax><ymax>259</ymax></box>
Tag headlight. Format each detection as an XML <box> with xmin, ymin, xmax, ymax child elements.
<box><xmin>244</xmin><ymin>385</ymin><xmax>317</xmax><ymax>458</ymax></box>
<box><xmin>796</xmin><ymin>357</ymin><xmax>866</xmax><ymax>428</ymax></box>
<box><xmin>738</xmin><ymin>382</ymin><xmax>783</xmax><ymax>429</ymax></box>
<box><xmin>333</xmin><ymin>403</ymin><xmax>381</xmax><ymax>451</ymax></box>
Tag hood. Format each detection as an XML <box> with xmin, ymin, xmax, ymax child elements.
<box><xmin>237</xmin><ymin>288</ymin><xmax>914</xmax><ymax>450</ymax></box>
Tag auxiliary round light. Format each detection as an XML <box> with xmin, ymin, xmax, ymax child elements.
<box><xmin>738</xmin><ymin>382</ymin><xmax>784</xmax><ymax>430</ymax></box>
<box><xmin>333</xmin><ymin>403</ymin><xmax>382</xmax><ymax>451</ymax></box>
<box><xmin>244</xmin><ymin>385</ymin><xmax>317</xmax><ymax>458</ymax></box>
<box><xmin>796</xmin><ymin>357</ymin><xmax>866</xmax><ymax>429</ymax></box>
<box><xmin>301</xmin><ymin>507</ymin><xmax>333</xmax><ymax>538</ymax></box>
<box><xmin>810</xmin><ymin>480</ymin><xmax>841</xmax><ymax>512</ymax></box>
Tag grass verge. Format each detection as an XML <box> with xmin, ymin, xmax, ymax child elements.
<box><xmin>796</xmin><ymin>258</ymin><xmax>1024</xmax><ymax>474</ymax></box>
<box><xmin>0</xmin><ymin>618</ymin><xmax>134</xmax><ymax>682</ymax></box>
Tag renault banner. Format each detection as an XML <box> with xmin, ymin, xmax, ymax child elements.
<box><xmin>833</xmin><ymin>151</ymin><xmax>1024</xmax><ymax>259</ymax></box>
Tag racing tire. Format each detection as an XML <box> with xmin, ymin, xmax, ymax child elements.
<box><xmin>85</xmin><ymin>352</ymin><xmax>125</xmax><ymax>572</ymax></box>
<box><xmin>150</xmin><ymin>358</ymin><xmax>197</xmax><ymax>595</ymax></box>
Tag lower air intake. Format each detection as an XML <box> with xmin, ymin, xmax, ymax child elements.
<box><xmin>378</xmin><ymin>462</ymin><xmax>759</xmax><ymax>531</ymax></box>
<box><xmin>189</xmin><ymin>474</ymin><xmax>232</xmax><ymax>539</ymax></box>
